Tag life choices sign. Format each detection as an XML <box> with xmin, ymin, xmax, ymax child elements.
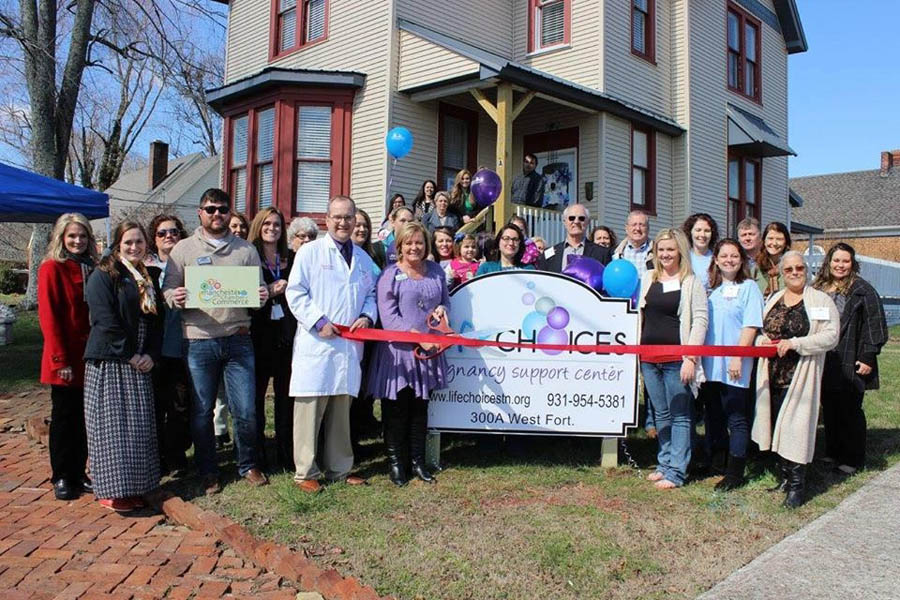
<box><xmin>428</xmin><ymin>271</ymin><xmax>640</xmax><ymax>437</ymax></box>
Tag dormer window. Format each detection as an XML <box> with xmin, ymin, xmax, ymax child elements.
<box><xmin>528</xmin><ymin>0</ymin><xmax>570</xmax><ymax>54</ymax></box>
<box><xmin>273</xmin><ymin>0</ymin><xmax>328</xmax><ymax>58</ymax></box>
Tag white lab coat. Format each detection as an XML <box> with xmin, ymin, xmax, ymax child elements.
<box><xmin>286</xmin><ymin>235</ymin><xmax>378</xmax><ymax>397</ymax></box>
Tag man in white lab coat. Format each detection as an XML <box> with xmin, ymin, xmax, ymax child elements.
<box><xmin>286</xmin><ymin>195</ymin><xmax>378</xmax><ymax>493</ymax></box>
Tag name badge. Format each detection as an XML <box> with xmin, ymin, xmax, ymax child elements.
<box><xmin>395</xmin><ymin>272</ymin><xmax>409</xmax><ymax>282</ymax></box>
<box><xmin>723</xmin><ymin>285</ymin><xmax>739</xmax><ymax>299</ymax></box>
<box><xmin>270</xmin><ymin>304</ymin><xmax>284</xmax><ymax>320</ymax></box>
<box><xmin>544</xmin><ymin>247</ymin><xmax>556</xmax><ymax>259</ymax></box>
<box><xmin>662</xmin><ymin>279</ymin><xmax>681</xmax><ymax>293</ymax></box>
<box><xmin>810</xmin><ymin>307</ymin><xmax>829</xmax><ymax>321</ymax></box>
<box><xmin>196</xmin><ymin>256</ymin><xmax>213</xmax><ymax>265</ymax></box>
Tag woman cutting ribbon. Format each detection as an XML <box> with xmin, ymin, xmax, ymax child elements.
<box><xmin>367</xmin><ymin>222</ymin><xmax>450</xmax><ymax>487</ymax></box>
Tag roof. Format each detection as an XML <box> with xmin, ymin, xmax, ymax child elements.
<box><xmin>727</xmin><ymin>103</ymin><xmax>794</xmax><ymax>157</ymax></box>
<box><xmin>105</xmin><ymin>153</ymin><xmax>220</xmax><ymax>214</ymax></box>
<box><xmin>772</xmin><ymin>0</ymin><xmax>808</xmax><ymax>54</ymax></box>
<box><xmin>207</xmin><ymin>68</ymin><xmax>366</xmax><ymax>112</ymax></box>
<box><xmin>397</xmin><ymin>19</ymin><xmax>684</xmax><ymax>137</ymax></box>
<box><xmin>790</xmin><ymin>169</ymin><xmax>900</xmax><ymax>232</ymax></box>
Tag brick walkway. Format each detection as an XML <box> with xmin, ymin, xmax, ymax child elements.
<box><xmin>0</xmin><ymin>390</ymin><xmax>324</xmax><ymax>600</ymax></box>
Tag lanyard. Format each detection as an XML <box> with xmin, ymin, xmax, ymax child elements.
<box><xmin>264</xmin><ymin>253</ymin><xmax>281</xmax><ymax>280</ymax></box>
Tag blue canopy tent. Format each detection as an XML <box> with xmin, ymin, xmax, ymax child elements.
<box><xmin>0</xmin><ymin>161</ymin><xmax>108</xmax><ymax>223</ymax></box>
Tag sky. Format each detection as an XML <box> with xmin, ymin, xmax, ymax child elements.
<box><xmin>787</xmin><ymin>0</ymin><xmax>900</xmax><ymax>178</ymax></box>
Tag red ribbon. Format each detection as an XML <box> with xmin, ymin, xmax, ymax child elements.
<box><xmin>334</xmin><ymin>325</ymin><xmax>777</xmax><ymax>360</ymax></box>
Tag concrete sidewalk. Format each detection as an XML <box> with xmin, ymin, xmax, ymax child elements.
<box><xmin>700</xmin><ymin>461</ymin><xmax>900</xmax><ymax>600</ymax></box>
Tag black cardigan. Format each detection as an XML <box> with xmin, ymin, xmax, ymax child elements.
<box><xmin>83</xmin><ymin>262</ymin><xmax>163</xmax><ymax>362</ymax></box>
<box><xmin>250</xmin><ymin>251</ymin><xmax>298</xmax><ymax>351</ymax></box>
<box><xmin>825</xmin><ymin>277</ymin><xmax>888</xmax><ymax>391</ymax></box>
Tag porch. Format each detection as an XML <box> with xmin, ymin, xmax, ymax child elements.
<box><xmin>396</xmin><ymin>19</ymin><xmax>684</xmax><ymax>236</ymax></box>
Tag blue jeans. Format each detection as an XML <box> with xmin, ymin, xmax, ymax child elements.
<box><xmin>705</xmin><ymin>382</ymin><xmax>752</xmax><ymax>458</ymax></box>
<box><xmin>186</xmin><ymin>335</ymin><xmax>258</xmax><ymax>477</ymax></box>
<box><xmin>640</xmin><ymin>361</ymin><xmax>693</xmax><ymax>486</ymax></box>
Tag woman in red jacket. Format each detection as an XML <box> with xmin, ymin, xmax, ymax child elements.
<box><xmin>38</xmin><ymin>213</ymin><xmax>100</xmax><ymax>501</ymax></box>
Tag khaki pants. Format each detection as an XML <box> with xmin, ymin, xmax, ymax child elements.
<box><xmin>292</xmin><ymin>394</ymin><xmax>354</xmax><ymax>481</ymax></box>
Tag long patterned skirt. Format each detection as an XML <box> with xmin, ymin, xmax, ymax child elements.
<box><xmin>84</xmin><ymin>321</ymin><xmax>160</xmax><ymax>499</ymax></box>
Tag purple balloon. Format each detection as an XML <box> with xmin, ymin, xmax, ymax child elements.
<box><xmin>537</xmin><ymin>325</ymin><xmax>568</xmax><ymax>356</ymax></box>
<box><xmin>546</xmin><ymin>306</ymin><xmax>570</xmax><ymax>330</ymax></box>
<box><xmin>471</xmin><ymin>169</ymin><xmax>502</xmax><ymax>208</ymax></box>
<box><xmin>562</xmin><ymin>255</ymin><xmax>605</xmax><ymax>292</ymax></box>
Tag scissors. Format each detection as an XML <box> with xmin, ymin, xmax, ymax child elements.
<box><xmin>414</xmin><ymin>313</ymin><xmax>455</xmax><ymax>360</ymax></box>
<box><xmin>413</xmin><ymin>314</ymin><xmax>505</xmax><ymax>360</ymax></box>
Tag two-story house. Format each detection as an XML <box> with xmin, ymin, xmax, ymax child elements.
<box><xmin>207</xmin><ymin>0</ymin><xmax>806</xmax><ymax>243</ymax></box>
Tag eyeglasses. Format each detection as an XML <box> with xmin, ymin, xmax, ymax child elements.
<box><xmin>567</xmin><ymin>215</ymin><xmax>587</xmax><ymax>223</ymax></box>
<box><xmin>783</xmin><ymin>265</ymin><xmax>806</xmax><ymax>274</ymax></box>
<box><xmin>156</xmin><ymin>228</ymin><xmax>180</xmax><ymax>238</ymax></box>
<box><xmin>328</xmin><ymin>214</ymin><xmax>354</xmax><ymax>222</ymax></box>
<box><xmin>201</xmin><ymin>205</ymin><xmax>230</xmax><ymax>215</ymax></box>
<box><xmin>500</xmin><ymin>236</ymin><xmax>521</xmax><ymax>243</ymax></box>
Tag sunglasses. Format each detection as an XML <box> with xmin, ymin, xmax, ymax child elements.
<box><xmin>783</xmin><ymin>265</ymin><xmax>806</xmax><ymax>274</ymax></box>
<box><xmin>567</xmin><ymin>215</ymin><xmax>587</xmax><ymax>222</ymax></box>
<box><xmin>201</xmin><ymin>205</ymin><xmax>230</xmax><ymax>215</ymax></box>
<box><xmin>156</xmin><ymin>228</ymin><xmax>180</xmax><ymax>238</ymax></box>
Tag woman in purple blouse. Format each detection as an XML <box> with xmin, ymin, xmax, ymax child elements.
<box><xmin>368</xmin><ymin>222</ymin><xmax>450</xmax><ymax>486</ymax></box>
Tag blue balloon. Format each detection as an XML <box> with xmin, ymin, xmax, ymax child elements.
<box><xmin>385</xmin><ymin>127</ymin><xmax>414</xmax><ymax>159</ymax></box>
<box><xmin>602</xmin><ymin>259</ymin><xmax>639</xmax><ymax>298</ymax></box>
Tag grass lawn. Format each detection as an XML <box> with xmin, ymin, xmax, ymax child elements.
<box><xmin>0</xmin><ymin>295</ymin><xmax>42</xmax><ymax>393</ymax></box>
<box><xmin>182</xmin><ymin>326</ymin><xmax>900</xmax><ymax>600</ymax></box>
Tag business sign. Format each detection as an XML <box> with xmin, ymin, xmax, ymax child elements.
<box><xmin>185</xmin><ymin>266</ymin><xmax>260</xmax><ymax>309</ymax></box>
<box><xmin>428</xmin><ymin>271</ymin><xmax>639</xmax><ymax>437</ymax></box>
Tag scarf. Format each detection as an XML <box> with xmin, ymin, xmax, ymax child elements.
<box><xmin>119</xmin><ymin>257</ymin><xmax>158</xmax><ymax>315</ymax></box>
<box><xmin>66</xmin><ymin>251</ymin><xmax>95</xmax><ymax>302</ymax></box>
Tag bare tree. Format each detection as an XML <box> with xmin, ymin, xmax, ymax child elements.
<box><xmin>0</xmin><ymin>0</ymin><xmax>98</xmax><ymax>308</ymax></box>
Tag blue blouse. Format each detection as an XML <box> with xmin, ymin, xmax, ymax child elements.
<box><xmin>475</xmin><ymin>261</ymin><xmax>536</xmax><ymax>276</ymax></box>
<box><xmin>690</xmin><ymin>250</ymin><xmax>713</xmax><ymax>291</ymax></box>
<box><xmin>701</xmin><ymin>279</ymin><xmax>764</xmax><ymax>388</ymax></box>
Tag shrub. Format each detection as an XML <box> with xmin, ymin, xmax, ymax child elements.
<box><xmin>0</xmin><ymin>265</ymin><xmax>22</xmax><ymax>294</ymax></box>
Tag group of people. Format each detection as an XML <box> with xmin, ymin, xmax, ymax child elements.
<box><xmin>634</xmin><ymin>213</ymin><xmax>887</xmax><ymax>508</ymax></box>
<box><xmin>37</xmin><ymin>181</ymin><xmax>887</xmax><ymax>512</ymax></box>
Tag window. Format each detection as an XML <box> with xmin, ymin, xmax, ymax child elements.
<box><xmin>230</xmin><ymin>115</ymin><xmax>248</xmax><ymax>213</ymax></box>
<box><xmin>528</xmin><ymin>0</ymin><xmax>570</xmax><ymax>53</ymax></box>
<box><xmin>255</xmin><ymin>107</ymin><xmax>275</xmax><ymax>210</ymax></box>
<box><xmin>437</xmin><ymin>103</ymin><xmax>478</xmax><ymax>190</ymax></box>
<box><xmin>223</xmin><ymin>88</ymin><xmax>353</xmax><ymax>220</ymax></box>
<box><xmin>273</xmin><ymin>0</ymin><xmax>328</xmax><ymax>57</ymax></box>
<box><xmin>727</xmin><ymin>4</ymin><xmax>761</xmax><ymax>102</ymax></box>
<box><xmin>295</xmin><ymin>105</ymin><xmax>332</xmax><ymax>214</ymax></box>
<box><xmin>631</xmin><ymin>125</ymin><xmax>656</xmax><ymax>214</ymax></box>
<box><xmin>631</xmin><ymin>0</ymin><xmax>655</xmax><ymax>62</ymax></box>
<box><xmin>727</xmin><ymin>155</ymin><xmax>761</xmax><ymax>235</ymax></box>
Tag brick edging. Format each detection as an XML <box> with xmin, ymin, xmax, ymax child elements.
<box><xmin>24</xmin><ymin>414</ymin><xmax>393</xmax><ymax>600</ymax></box>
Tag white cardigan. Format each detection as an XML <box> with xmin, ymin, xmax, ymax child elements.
<box><xmin>751</xmin><ymin>286</ymin><xmax>839</xmax><ymax>464</ymax></box>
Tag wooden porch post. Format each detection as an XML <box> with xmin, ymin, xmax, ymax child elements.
<box><xmin>494</xmin><ymin>82</ymin><xmax>513</xmax><ymax>229</ymax></box>
<box><xmin>469</xmin><ymin>85</ymin><xmax>536</xmax><ymax>231</ymax></box>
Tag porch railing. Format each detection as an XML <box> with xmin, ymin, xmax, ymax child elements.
<box><xmin>514</xmin><ymin>205</ymin><xmax>566</xmax><ymax>246</ymax></box>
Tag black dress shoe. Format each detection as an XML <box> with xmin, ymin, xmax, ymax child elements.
<box><xmin>54</xmin><ymin>479</ymin><xmax>78</xmax><ymax>501</ymax></box>
<box><xmin>80</xmin><ymin>476</ymin><xmax>93</xmax><ymax>494</ymax></box>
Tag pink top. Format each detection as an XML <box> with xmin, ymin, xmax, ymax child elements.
<box><xmin>448</xmin><ymin>258</ymin><xmax>479</xmax><ymax>289</ymax></box>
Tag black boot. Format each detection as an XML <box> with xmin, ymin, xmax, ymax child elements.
<box><xmin>710</xmin><ymin>448</ymin><xmax>728</xmax><ymax>476</ymax></box>
<box><xmin>783</xmin><ymin>461</ymin><xmax>807</xmax><ymax>509</ymax></box>
<box><xmin>409</xmin><ymin>400</ymin><xmax>435</xmax><ymax>484</ymax></box>
<box><xmin>714</xmin><ymin>455</ymin><xmax>746</xmax><ymax>491</ymax></box>
<box><xmin>766</xmin><ymin>457</ymin><xmax>789</xmax><ymax>493</ymax></box>
<box><xmin>382</xmin><ymin>400</ymin><xmax>408</xmax><ymax>487</ymax></box>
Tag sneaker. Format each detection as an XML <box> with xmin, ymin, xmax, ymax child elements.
<box><xmin>215</xmin><ymin>432</ymin><xmax>231</xmax><ymax>449</ymax></box>
<box><xmin>98</xmin><ymin>498</ymin><xmax>133</xmax><ymax>512</ymax></box>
